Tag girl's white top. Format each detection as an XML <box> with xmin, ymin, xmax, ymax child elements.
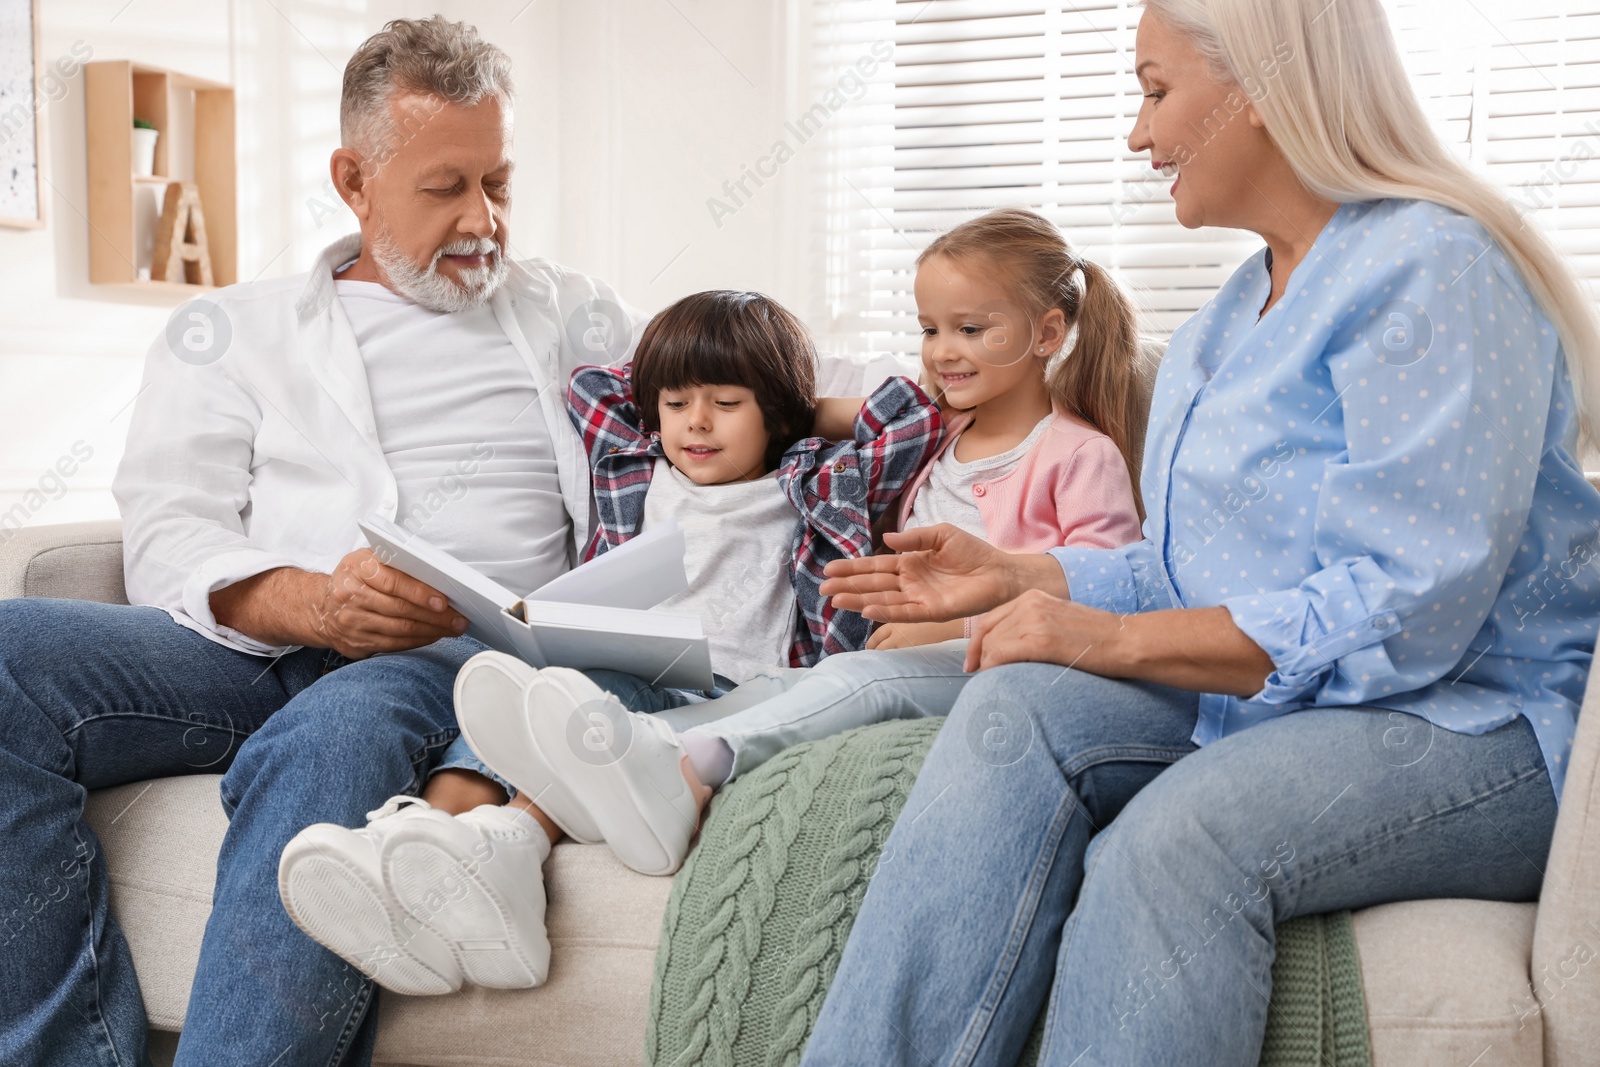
<box><xmin>642</xmin><ymin>459</ymin><xmax>798</xmax><ymax>685</ymax></box>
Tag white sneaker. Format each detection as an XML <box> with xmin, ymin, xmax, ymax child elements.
<box><xmin>278</xmin><ymin>797</ymin><xmax>463</xmax><ymax>996</ymax></box>
<box><xmin>454</xmin><ymin>651</ymin><xmax>605</xmax><ymax>844</ymax></box>
<box><xmin>381</xmin><ymin>803</ymin><xmax>552</xmax><ymax>990</ymax></box>
<box><xmin>468</xmin><ymin>666</ymin><xmax>699</xmax><ymax>876</ymax></box>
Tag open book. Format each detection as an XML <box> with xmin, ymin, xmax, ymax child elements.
<box><xmin>359</xmin><ymin>515</ymin><xmax>714</xmax><ymax>691</ymax></box>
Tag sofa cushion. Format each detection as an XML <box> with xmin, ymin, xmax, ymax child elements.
<box><xmin>85</xmin><ymin>778</ymin><xmax>1546</xmax><ymax>1067</ymax></box>
<box><xmin>84</xmin><ymin>774</ymin><xmax>673</xmax><ymax>1066</ymax></box>
<box><xmin>0</xmin><ymin>519</ymin><xmax>126</xmax><ymax>602</ymax></box>
<box><xmin>374</xmin><ymin>845</ymin><xmax>671</xmax><ymax>1067</ymax></box>
<box><xmin>1530</xmin><ymin>655</ymin><xmax>1600</xmax><ymax>1067</ymax></box>
<box><xmin>84</xmin><ymin>776</ymin><xmax>230</xmax><ymax>1031</ymax></box>
<box><xmin>1353</xmin><ymin>899</ymin><xmax>1540</xmax><ymax>1067</ymax></box>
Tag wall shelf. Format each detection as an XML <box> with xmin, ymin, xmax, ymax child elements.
<box><xmin>84</xmin><ymin>61</ymin><xmax>237</xmax><ymax>294</ymax></box>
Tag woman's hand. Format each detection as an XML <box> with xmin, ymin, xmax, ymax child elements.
<box><xmin>968</xmin><ymin>595</ymin><xmax>1278</xmax><ymax>696</ymax></box>
<box><xmin>965</xmin><ymin>590</ymin><xmax>1130</xmax><ymax>673</ymax></box>
<box><xmin>821</xmin><ymin>524</ymin><xmax>1068</xmax><ymax>623</ymax></box>
<box><xmin>866</xmin><ymin>619</ymin><xmax>966</xmax><ymax>650</ymax></box>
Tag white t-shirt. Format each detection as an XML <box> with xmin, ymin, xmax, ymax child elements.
<box><xmin>336</xmin><ymin>279</ymin><xmax>571</xmax><ymax>595</ymax></box>
<box><xmin>907</xmin><ymin>413</ymin><xmax>1054</xmax><ymax>540</ymax></box>
<box><xmin>641</xmin><ymin>459</ymin><xmax>798</xmax><ymax>685</ymax></box>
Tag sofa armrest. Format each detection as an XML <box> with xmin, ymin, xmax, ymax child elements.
<box><xmin>0</xmin><ymin>521</ymin><xmax>128</xmax><ymax>604</ymax></box>
<box><xmin>1532</xmin><ymin>654</ymin><xmax>1600</xmax><ymax>1066</ymax></box>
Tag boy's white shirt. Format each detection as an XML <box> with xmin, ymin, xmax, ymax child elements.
<box><xmin>113</xmin><ymin>233</ymin><xmax>646</xmax><ymax>657</ymax></box>
<box><xmin>640</xmin><ymin>460</ymin><xmax>799</xmax><ymax>685</ymax></box>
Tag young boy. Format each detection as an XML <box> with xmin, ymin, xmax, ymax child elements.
<box><xmin>277</xmin><ymin>290</ymin><xmax>942</xmax><ymax>995</ymax></box>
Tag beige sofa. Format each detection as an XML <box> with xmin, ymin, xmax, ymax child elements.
<box><xmin>4</xmin><ymin>517</ymin><xmax>1599</xmax><ymax>1067</ymax></box>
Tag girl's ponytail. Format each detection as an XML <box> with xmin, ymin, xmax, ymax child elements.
<box><xmin>919</xmin><ymin>207</ymin><xmax>1149</xmax><ymax>519</ymax></box>
<box><xmin>1056</xmin><ymin>257</ymin><xmax>1146</xmax><ymax>519</ymax></box>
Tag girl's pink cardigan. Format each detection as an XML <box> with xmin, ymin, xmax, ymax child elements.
<box><xmin>896</xmin><ymin>401</ymin><xmax>1143</xmax><ymax>555</ymax></box>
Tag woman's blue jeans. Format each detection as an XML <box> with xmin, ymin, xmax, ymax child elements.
<box><xmin>0</xmin><ymin>597</ymin><xmax>484</xmax><ymax>1067</ymax></box>
<box><xmin>799</xmin><ymin>662</ymin><xmax>1558</xmax><ymax>1067</ymax></box>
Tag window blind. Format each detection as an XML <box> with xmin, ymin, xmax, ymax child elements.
<box><xmin>809</xmin><ymin>0</ymin><xmax>1600</xmax><ymax>364</ymax></box>
<box><xmin>1392</xmin><ymin>1</ymin><xmax>1600</xmax><ymax>296</ymax></box>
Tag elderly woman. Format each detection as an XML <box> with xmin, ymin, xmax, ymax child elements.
<box><xmin>799</xmin><ymin>0</ymin><xmax>1600</xmax><ymax>1064</ymax></box>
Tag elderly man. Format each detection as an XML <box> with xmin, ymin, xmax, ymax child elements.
<box><xmin>0</xmin><ymin>17</ymin><xmax>639</xmax><ymax>1067</ymax></box>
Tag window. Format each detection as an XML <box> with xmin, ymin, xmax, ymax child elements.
<box><xmin>807</xmin><ymin>0</ymin><xmax>1600</xmax><ymax>363</ymax></box>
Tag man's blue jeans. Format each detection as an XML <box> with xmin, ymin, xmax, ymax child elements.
<box><xmin>0</xmin><ymin>597</ymin><xmax>484</xmax><ymax>1067</ymax></box>
<box><xmin>799</xmin><ymin>662</ymin><xmax>1558</xmax><ymax>1067</ymax></box>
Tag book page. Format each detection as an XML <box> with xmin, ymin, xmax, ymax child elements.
<box><xmin>361</xmin><ymin>514</ymin><xmax>712</xmax><ymax>689</ymax></box>
<box><xmin>527</xmin><ymin>521</ymin><xmax>689</xmax><ymax>611</ymax></box>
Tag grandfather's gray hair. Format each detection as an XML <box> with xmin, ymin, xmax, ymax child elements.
<box><xmin>340</xmin><ymin>16</ymin><xmax>513</xmax><ymax>155</ymax></box>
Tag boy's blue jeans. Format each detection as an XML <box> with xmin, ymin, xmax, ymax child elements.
<box><xmin>798</xmin><ymin>662</ymin><xmax>1558</xmax><ymax>1067</ymax></box>
<box><xmin>0</xmin><ymin>597</ymin><xmax>486</xmax><ymax>1067</ymax></box>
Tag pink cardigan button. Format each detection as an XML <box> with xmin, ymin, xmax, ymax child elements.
<box><xmin>973</xmin><ymin>484</ymin><xmax>986</xmax><ymax>497</ymax></box>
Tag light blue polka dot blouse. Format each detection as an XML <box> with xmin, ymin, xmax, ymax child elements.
<box><xmin>1053</xmin><ymin>198</ymin><xmax>1598</xmax><ymax>803</ymax></box>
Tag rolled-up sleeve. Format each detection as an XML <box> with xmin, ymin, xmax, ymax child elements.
<box><xmin>1224</xmin><ymin>235</ymin><xmax>1554</xmax><ymax>708</ymax></box>
<box><xmin>1051</xmin><ymin>538</ymin><xmax>1177</xmax><ymax>616</ymax></box>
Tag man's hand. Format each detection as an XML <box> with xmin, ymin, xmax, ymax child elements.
<box><xmin>311</xmin><ymin>549</ymin><xmax>469</xmax><ymax>657</ymax></box>
<box><xmin>866</xmin><ymin>619</ymin><xmax>965</xmax><ymax>650</ymax></box>
<box><xmin>820</xmin><ymin>523</ymin><xmax>1068</xmax><ymax>623</ymax></box>
<box><xmin>210</xmin><ymin>549</ymin><xmax>467</xmax><ymax>659</ymax></box>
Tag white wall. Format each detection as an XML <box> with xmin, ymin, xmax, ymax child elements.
<box><xmin>0</xmin><ymin>0</ymin><xmax>798</xmax><ymax>529</ymax></box>
<box><xmin>550</xmin><ymin>1</ymin><xmax>798</xmax><ymax>303</ymax></box>
<box><xmin>0</xmin><ymin>0</ymin><xmax>373</xmax><ymax>527</ymax></box>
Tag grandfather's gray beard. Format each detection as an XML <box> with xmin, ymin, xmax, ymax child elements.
<box><xmin>370</xmin><ymin>228</ymin><xmax>509</xmax><ymax>313</ymax></box>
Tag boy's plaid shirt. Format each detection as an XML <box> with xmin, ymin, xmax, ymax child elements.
<box><xmin>567</xmin><ymin>365</ymin><xmax>943</xmax><ymax>667</ymax></box>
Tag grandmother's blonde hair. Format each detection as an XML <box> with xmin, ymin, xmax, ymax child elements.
<box><xmin>1145</xmin><ymin>0</ymin><xmax>1600</xmax><ymax>448</ymax></box>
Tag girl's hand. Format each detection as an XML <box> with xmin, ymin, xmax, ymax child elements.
<box><xmin>965</xmin><ymin>589</ymin><xmax>1129</xmax><ymax>673</ymax></box>
<box><xmin>866</xmin><ymin>619</ymin><xmax>965</xmax><ymax>650</ymax></box>
<box><xmin>821</xmin><ymin>524</ymin><xmax>1068</xmax><ymax>623</ymax></box>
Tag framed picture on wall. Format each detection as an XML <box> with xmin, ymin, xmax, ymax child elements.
<box><xmin>0</xmin><ymin>0</ymin><xmax>45</xmax><ymax>229</ymax></box>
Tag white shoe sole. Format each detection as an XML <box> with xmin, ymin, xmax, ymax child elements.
<box><xmin>279</xmin><ymin>827</ymin><xmax>462</xmax><ymax>997</ymax></box>
<box><xmin>455</xmin><ymin>652</ymin><xmax>605</xmax><ymax>844</ymax></box>
<box><xmin>383</xmin><ymin>823</ymin><xmax>549</xmax><ymax>990</ymax></box>
<box><xmin>523</xmin><ymin>669</ymin><xmax>698</xmax><ymax>876</ymax></box>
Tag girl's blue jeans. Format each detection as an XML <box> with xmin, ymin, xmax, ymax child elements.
<box><xmin>434</xmin><ymin>666</ymin><xmax>740</xmax><ymax>787</ymax></box>
<box><xmin>438</xmin><ymin>641</ymin><xmax>975</xmax><ymax>787</ymax></box>
<box><xmin>798</xmin><ymin>662</ymin><xmax>1558</xmax><ymax>1067</ymax></box>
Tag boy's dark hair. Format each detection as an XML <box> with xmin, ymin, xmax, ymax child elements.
<box><xmin>631</xmin><ymin>290</ymin><xmax>818</xmax><ymax>472</ymax></box>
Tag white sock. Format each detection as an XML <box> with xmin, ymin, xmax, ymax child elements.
<box><xmin>679</xmin><ymin>731</ymin><xmax>735</xmax><ymax>788</ymax></box>
<box><xmin>506</xmin><ymin>806</ymin><xmax>554</xmax><ymax>861</ymax></box>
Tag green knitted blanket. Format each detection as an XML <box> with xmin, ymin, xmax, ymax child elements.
<box><xmin>647</xmin><ymin>718</ymin><xmax>1372</xmax><ymax>1067</ymax></box>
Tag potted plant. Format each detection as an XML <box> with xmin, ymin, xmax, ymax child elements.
<box><xmin>132</xmin><ymin>118</ymin><xmax>159</xmax><ymax>177</ymax></box>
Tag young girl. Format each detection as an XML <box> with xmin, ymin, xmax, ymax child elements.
<box><xmin>277</xmin><ymin>289</ymin><xmax>941</xmax><ymax>996</ymax></box>
<box><xmin>459</xmin><ymin>208</ymin><xmax>1147</xmax><ymax>881</ymax></box>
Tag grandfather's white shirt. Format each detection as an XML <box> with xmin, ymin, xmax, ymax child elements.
<box><xmin>113</xmin><ymin>234</ymin><xmax>645</xmax><ymax>655</ymax></box>
<box><xmin>336</xmin><ymin>278</ymin><xmax>570</xmax><ymax>595</ymax></box>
